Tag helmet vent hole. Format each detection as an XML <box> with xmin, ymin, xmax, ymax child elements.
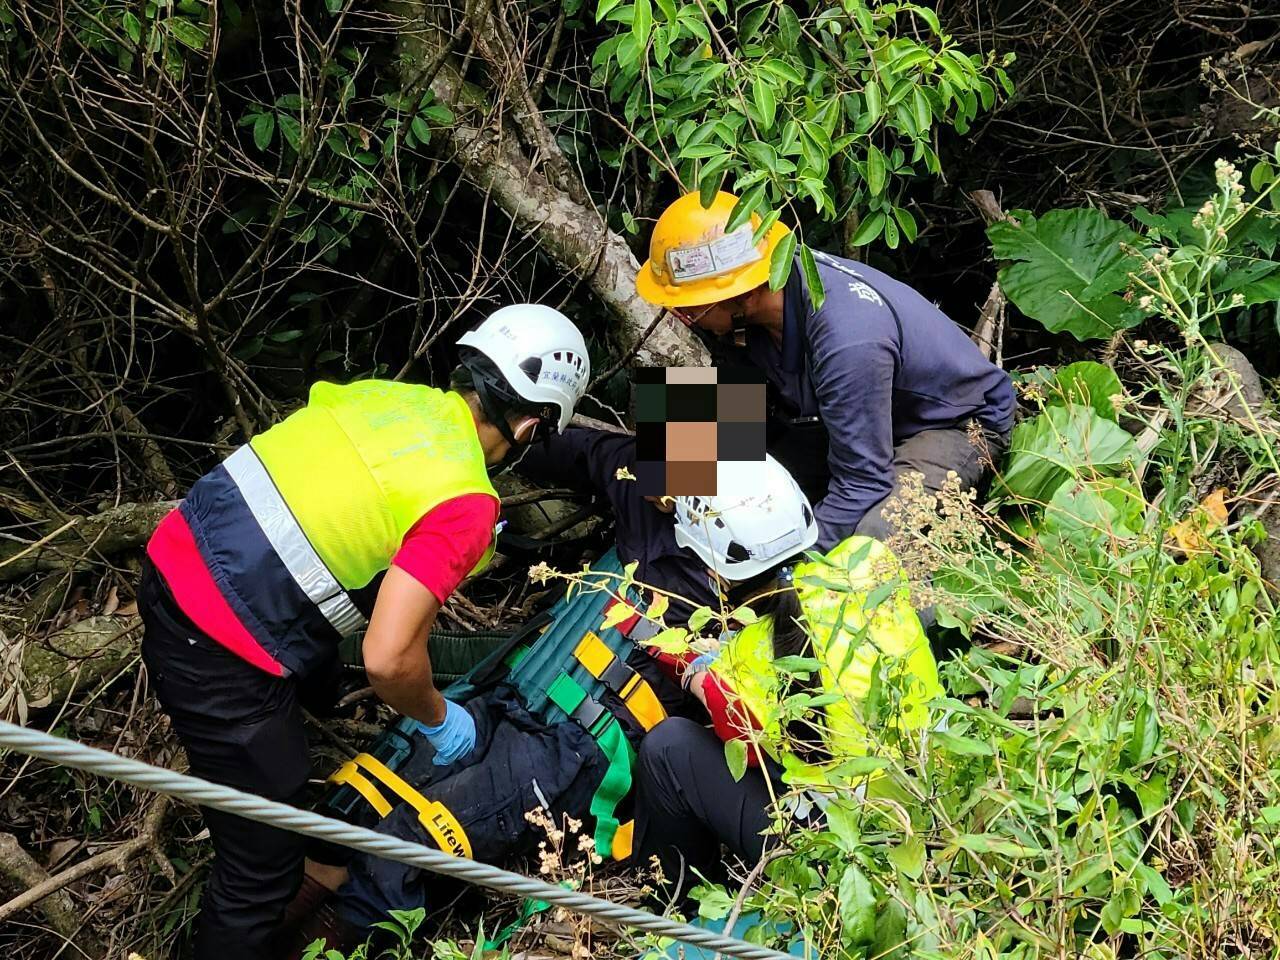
<box><xmin>519</xmin><ymin>357</ymin><xmax>543</xmax><ymax>380</ymax></box>
<box><xmin>801</xmin><ymin>504</ymin><xmax>813</xmax><ymax>526</ymax></box>
<box><xmin>726</xmin><ymin>542</ymin><xmax>750</xmax><ymax>562</ymax></box>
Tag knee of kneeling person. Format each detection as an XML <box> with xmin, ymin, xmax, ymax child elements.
<box><xmin>637</xmin><ymin>717</ymin><xmax>705</xmax><ymax>769</ymax></box>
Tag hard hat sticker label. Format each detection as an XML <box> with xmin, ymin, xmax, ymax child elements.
<box><xmin>666</xmin><ymin>225</ymin><xmax>761</xmax><ymax>284</ymax></box>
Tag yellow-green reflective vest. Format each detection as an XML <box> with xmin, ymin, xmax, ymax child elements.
<box><xmin>251</xmin><ymin>380</ymin><xmax>499</xmax><ymax>590</ymax></box>
<box><xmin>711</xmin><ymin>535</ymin><xmax>942</xmax><ymax>766</ymax></box>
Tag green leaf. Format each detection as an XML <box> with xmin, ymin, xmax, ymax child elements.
<box><xmin>799</xmin><ymin>243</ymin><xmax>825</xmax><ymax>311</ymax></box>
<box><xmin>883</xmin><ymin>217</ymin><xmax>900</xmax><ymax>249</ymax></box>
<box><xmin>829</xmin><ymin>754</ymin><xmax>891</xmax><ymax>779</ymax></box>
<box><xmin>695</xmin><ymin>885</ymin><xmax>734</xmax><ymax>921</ymax></box>
<box><xmin>646</xmin><ymin>626</ymin><xmax>692</xmax><ymax>655</ymax></box>
<box><xmin>996</xmin><ymin>404</ymin><xmax>1139</xmax><ymax>503</ymax></box>
<box><xmin>724</xmin><ymin>738</ymin><xmax>748</xmax><ymax>782</ymax></box>
<box><xmin>849</xmin><ymin>211</ymin><xmax>885</xmax><ymax>246</ymax></box>
<box><xmin>1037</xmin><ymin>360</ymin><xmax>1124</xmax><ymax>420</ymax></box>
<box><xmin>688</xmin><ymin>606</ymin><xmax>715</xmax><ymax>633</ymax></box>
<box><xmin>752</xmin><ymin>76</ymin><xmax>777</xmax><ymax>130</ymax></box>
<box><xmin>269</xmin><ymin>329</ymin><xmax>305</xmax><ymax>343</ymax></box>
<box><xmin>277</xmin><ymin>114</ymin><xmax>303</xmax><ymax>152</ymax></box>
<box><xmin>1039</xmin><ymin>477</ymin><xmax>1145</xmax><ymax>554</ymax></box>
<box><xmin>950</xmin><ymin>833</ymin><xmax>1043</xmax><ymax>858</ymax></box>
<box><xmin>166</xmin><ymin>17</ymin><xmax>208</xmax><ymax>50</ymax></box>
<box><xmin>752</xmin><ymin>209</ymin><xmax>780</xmax><ymax>245</ymax></box>
<box><xmin>768</xmin><ymin>230</ymin><xmax>797</xmax><ymax>291</ymax></box>
<box><xmin>825</xmin><ymin>802</ymin><xmax>860</xmax><ymax>851</ymax></box>
<box><xmin>870</xmin><ymin>899</ymin><xmax>908</xmax><ymax>960</ymax></box>
<box><xmin>911</xmin><ymin>87</ymin><xmax>931</xmax><ymax>133</ymax></box>
<box><xmin>725</xmin><ymin>183</ymin><xmax>766</xmax><ymax>233</ymax></box>
<box><xmin>893</xmin><ymin>204</ymin><xmax>918</xmax><ymax>243</ymax></box>
<box><xmin>865</xmin><ymin>144</ymin><xmax>886</xmax><ymax>195</ymax></box>
<box><xmin>679</xmin><ymin>143</ymin><xmax>726</xmax><ymax>160</ymax></box>
<box><xmin>421</xmin><ymin>104</ymin><xmax>454</xmax><ymax>124</ymax></box>
<box><xmin>838</xmin><ymin>865</ymin><xmax>876</xmax><ymax>946</ymax></box>
<box><xmin>887</xmin><ymin>835</ymin><xmax>925</xmax><ymax>879</ymax></box>
<box><xmin>252</xmin><ymin>111</ymin><xmax>275</xmax><ymax>151</ymax></box>
<box><xmin>698</xmin><ymin>168</ymin><xmax>722</xmax><ymax>209</ymax></box>
<box><xmin>864</xmin><ymin>80</ymin><xmax>882</xmax><ymax>125</ymax></box>
<box><xmin>777</xmin><ymin>4</ymin><xmax>800</xmax><ymax>50</ymax></box>
<box><xmin>988</xmin><ymin>208</ymin><xmax>1145</xmax><ymax>340</ymax></box>
<box><xmin>122</xmin><ymin>11</ymin><xmax>142</xmax><ymax>43</ymax></box>
<box><xmin>632</xmin><ymin>0</ymin><xmax>652</xmax><ymax>46</ymax></box>
<box><xmin>932</xmin><ymin>730</ymin><xmax>994</xmax><ymax>757</ymax></box>
<box><xmin>1127</xmin><ymin>693</ymin><xmax>1159</xmax><ymax>767</ymax></box>
<box><xmin>410</xmin><ymin>117</ymin><xmax>431</xmax><ymax>144</ymax></box>
<box><xmin>761</xmin><ymin>58</ymin><xmax>804</xmax><ymax>85</ymax></box>
<box><xmin>654</xmin><ymin>0</ymin><xmax>676</xmax><ymax>21</ymax></box>
<box><xmin>596</xmin><ymin>0</ymin><xmax>623</xmax><ymax>20</ymax></box>
<box><xmin>738</xmin><ymin>3</ymin><xmax>769</xmax><ymax>42</ymax></box>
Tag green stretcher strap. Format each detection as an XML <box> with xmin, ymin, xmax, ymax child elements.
<box><xmin>546</xmin><ymin>672</ymin><xmax>635</xmax><ymax>859</ymax></box>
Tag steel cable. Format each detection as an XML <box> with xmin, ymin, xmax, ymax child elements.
<box><xmin>0</xmin><ymin>721</ymin><xmax>795</xmax><ymax>960</ymax></box>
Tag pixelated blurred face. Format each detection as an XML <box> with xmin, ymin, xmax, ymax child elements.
<box><xmin>631</xmin><ymin>367</ymin><xmax>766</xmax><ymax>497</ymax></box>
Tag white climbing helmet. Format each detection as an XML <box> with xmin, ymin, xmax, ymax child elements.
<box><xmin>673</xmin><ymin>454</ymin><xmax>819</xmax><ymax>581</ymax></box>
<box><xmin>457</xmin><ymin>304</ymin><xmax>590</xmax><ymax>432</ymax></box>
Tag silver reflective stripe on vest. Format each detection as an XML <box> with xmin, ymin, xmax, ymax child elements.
<box><xmin>223</xmin><ymin>445</ymin><xmax>368</xmax><ymax>637</ymax></box>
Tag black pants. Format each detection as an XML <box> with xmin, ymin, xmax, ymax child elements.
<box><xmin>139</xmin><ymin>564</ymin><xmax>313</xmax><ymax>960</ymax></box>
<box><xmin>632</xmin><ymin>718</ymin><xmax>778</xmax><ymax>899</ymax></box>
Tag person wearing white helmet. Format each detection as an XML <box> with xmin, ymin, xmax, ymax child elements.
<box><xmin>631</xmin><ymin>455</ymin><xmax>943</xmax><ymax>898</ymax></box>
<box><xmin>136</xmin><ymin>304</ymin><xmax>587</xmax><ymax>960</ymax></box>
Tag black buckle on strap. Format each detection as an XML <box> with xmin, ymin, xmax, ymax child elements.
<box><xmin>598</xmin><ymin>656</ymin><xmax>636</xmax><ymax>695</ymax></box>
<box><xmin>571</xmin><ymin>696</ymin><xmax>607</xmax><ymax>732</ymax></box>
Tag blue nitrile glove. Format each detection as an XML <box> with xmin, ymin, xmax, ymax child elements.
<box><xmin>416</xmin><ymin>699</ymin><xmax>476</xmax><ymax>766</ymax></box>
<box><xmin>687</xmin><ymin>651</ymin><xmax>719</xmax><ymax>673</ymax></box>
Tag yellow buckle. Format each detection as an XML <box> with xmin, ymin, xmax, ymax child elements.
<box><xmin>573</xmin><ymin>632</ymin><xmax>668</xmax><ymax>732</ymax></box>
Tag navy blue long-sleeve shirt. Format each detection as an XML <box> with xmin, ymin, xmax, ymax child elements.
<box><xmin>516</xmin><ymin>428</ymin><xmax>717</xmax><ymax>626</ymax></box>
<box><xmin>714</xmin><ymin>251</ymin><xmax>1014</xmax><ymax>549</ymax></box>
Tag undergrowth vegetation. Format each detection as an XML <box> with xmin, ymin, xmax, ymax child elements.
<box><xmin>2</xmin><ymin>0</ymin><xmax>1279</xmax><ymax>957</ymax></box>
<box><xmin>637</xmin><ymin>160</ymin><xmax>1280</xmax><ymax>959</ymax></box>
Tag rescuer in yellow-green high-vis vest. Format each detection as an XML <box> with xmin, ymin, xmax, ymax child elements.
<box><xmin>630</xmin><ymin>455</ymin><xmax>943</xmax><ymax>898</ymax></box>
<box><xmin>137</xmin><ymin>305</ymin><xmax>590</xmax><ymax>960</ymax></box>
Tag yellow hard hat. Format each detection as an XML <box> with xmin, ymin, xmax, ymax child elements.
<box><xmin>635</xmin><ymin>191</ymin><xmax>793</xmax><ymax>309</ymax></box>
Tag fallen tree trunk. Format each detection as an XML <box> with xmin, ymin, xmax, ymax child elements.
<box><xmin>0</xmin><ymin>833</ymin><xmax>100</xmax><ymax>951</ymax></box>
<box><xmin>0</xmin><ymin>501</ymin><xmax>176</xmax><ymax>582</ymax></box>
<box><xmin>15</xmin><ymin>617</ymin><xmax>143</xmax><ymax>711</ymax></box>
<box><xmin>0</xmin><ymin>797</ymin><xmax>169</xmax><ymax>932</ymax></box>
<box><xmin>390</xmin><ymin>0</ymin><xmax>707</xmax><ymax>369</ymax></box>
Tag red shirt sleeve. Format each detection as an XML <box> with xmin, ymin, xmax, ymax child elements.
<box><xmin>697</xmin><ymin>672</ymin><xmax>767</xmax><ymax>768</ymax></box>
<box><xmin>391</xmin><ymin>493</ymin><xmax>500</xmax><ymax>605</ymax></box>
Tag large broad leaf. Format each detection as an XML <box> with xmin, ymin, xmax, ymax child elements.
<box><xmin>1038</xmin><ymin>476</ymin><xmax>1146</xmax><ymax>558</ymax></box>
<box><xmin>1026</xmin><ymin>360</ymin><xmax>1124</xmax><ymax>421</ymax></box>
<box><xmin>996</xmin><ymin>403</ymin><xmax>1139</xmax><ymax>504</ymax></box>
<box><xmin>988</xmin><ymin>208</ymin><xmax>1145</xmax><ymax>340</ymax></box>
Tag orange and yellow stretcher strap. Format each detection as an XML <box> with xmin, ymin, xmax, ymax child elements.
<box><xmin>327</xmin><ymin>752</ymin><xmax>472</xmax><ymax>858</ymax></box>
<box><xmin>572</xmin><ymin>632</ymin><xmax>668</xmax><ymax>732</ymax></box>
